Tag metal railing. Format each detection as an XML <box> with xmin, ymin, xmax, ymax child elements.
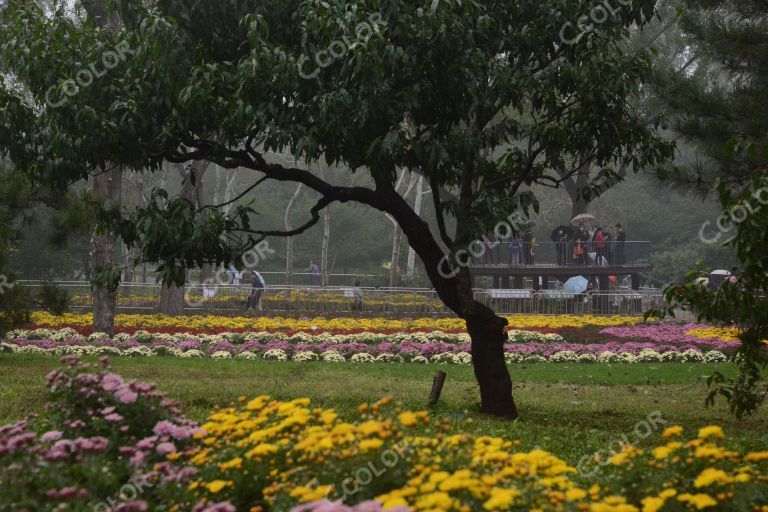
<box><xmin>472</xmin><ymin>241</ymin><xmax>651</xmax><ymax>268</ymax></box>
<box><xmin>17</xmin><ymin>280</ymin><xmax>671</xmax><ymax>317</ymax></box>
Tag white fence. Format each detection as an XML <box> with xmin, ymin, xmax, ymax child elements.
<box><xmin>15</xmin><ymin>281</ymin><xmax>684</xmax><ymax>318</ymax></box>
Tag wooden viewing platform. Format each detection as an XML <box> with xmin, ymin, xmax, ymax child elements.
<box><xmin>469</xmin><ymin>241</ymin><xmax>652</xmax><ymax>291</ymax></box>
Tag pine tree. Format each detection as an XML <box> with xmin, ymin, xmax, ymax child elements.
<box><xmin>652</xmin><ymin>1</ymin><xmax>768</xmax><ymax>417</ymax></box>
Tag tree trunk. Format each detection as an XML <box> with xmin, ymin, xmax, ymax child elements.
<box><xmin>390</xmin><ymin>224</ymin><xmax>402</xmax><ymax>287</ymax></box>
<box><xmin>284</xmin><ymin>184</ymin><xmax>303</xmax><ymax>291</ymax></box>
<box><xmin>91</xmin><ymin>167</ymin><xmax>123</xmax><ymax>334</ymax></box>
<box><xmin>321</xmin><ymin>206</ymin><xmax>330</xmax><ymax>287</ymax></box>
<box><xmin>374</xmin><ymin>185</ymin><xmax>518</xmax><ymax>419</ymax></box>
<box><xmin>158</xmin><ymin>161</ymin><xmax>209</xmax><ymax>315</ymax></box>
<box><xmin>465</xmin><ymin>306</ymin><xmax>518</xmax><ymax>418</ymax></box>
<box><xmin>406</xmin><ymin>176</ymin><xmax>424</xmax><ymax>277</ymax></box>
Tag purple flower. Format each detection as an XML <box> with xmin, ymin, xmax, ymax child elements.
<box><xmin>156</xmin><ymin>441</ymin><xmax>176</xmax><ymax>455</ymax></box>
<box><xmin>41</xmin><ymin>431</ymin><xmax>63</xmax><ymax>442</ymax></box>
<box><xmin>102</xmin><ymin>373</ymin><xmax>125</xmax><ymax>392</ymax></box>
<box><xmin>115</xmin><ymin>386</ymin><xmax>138</xmax><ymax>404</ymax></box>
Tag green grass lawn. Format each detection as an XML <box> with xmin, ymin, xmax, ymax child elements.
<box><xmin>1</xmin><ymin>354</ymin><xmax>766</xmax><ymax>465</ymax></box>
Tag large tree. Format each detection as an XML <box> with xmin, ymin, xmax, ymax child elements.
<box><xmin>0</xmin><ymin>0</ymin><xmax>672</xmax><ymax>418</ymax></box>
<box><xmin>651</xmin><ymin>0</ymin><xmax>768</xmax><ymax>417</ymax></box>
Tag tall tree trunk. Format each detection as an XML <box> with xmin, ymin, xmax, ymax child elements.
<box><xmin>375</xmin><ymin>185</ymin><xmax>518</xmax><ymax>419</ymax></box>
<box><xmin>389</xmin><ymin>225</ymin><xmax>402</xmax><ymax>287</ymax></box>
<box><xmin>406</xmin><ymin>176</ymin><xmax>424</xmax><ymax>277</ymax></box>
<box><xmin>285</xmin><ymin>184</ymin><xmax>303</xmax><ymax>290</ymax></box>
<box><xmin>321</xmin><ymin>206</ymin><xmax>330</xmax><ymax>287</ymax></box>
<box><xmin>91</xmin><ymin>167</ymin><xmax>123</xmax><ymax>334</ymax></box>
<box><xmin>158</xmin><ymin>161</ymin><xmax>209</xmax><ymax>315</ymax></box>
<box><xmin>465</xmin><ymin>303</ymin><xmax>517</xmax><ymax>418</ymax></box>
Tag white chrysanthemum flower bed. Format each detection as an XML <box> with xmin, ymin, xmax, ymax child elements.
<box><xmin>320</xmin><ymin>350</ymin><xmax>346</xmax><ymax>362</ymax></box>
<box><xmin>350</xmin><ymin>353</ymin><xmax>376</xmax><ymax>363</ymax></box>
<box><xmin>293</xmin><ymin>351</ymin><xmax>320</xmax><ymax>362</ymax></box>
<box><xmin>263</xmin><ymin>349</ymin><xmax>288</xmax><ymax>361</ymax></box>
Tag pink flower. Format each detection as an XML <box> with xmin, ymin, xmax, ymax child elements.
<box><xmin>102</xmin><ymin>372</ymin><xmax>125</xmax><ymax>392</ymax></box>
<box><xmin>105</xmin><ymin>413</ymin><xmax>124</xmax><ymax>423</ymax></box>
<box><xmin>156</xmin><ymin>442</ymin><xmax>176</xmax><ymax>455</ymax></box>
<box><xmin>153</xmin><ymin>421</ymin><xmax>176</xmax><ymax>436</ymax></box>
<box><xmin>41</xmin><ymin>430</ymin><xmax>63</xmax><ymax>442</ymax></box>
<box><xmin>115</xmin><ymin>386</ymin><xmax>138</xmax><ymax>404</ymax></box>
<box><xmin>115</xmin><ymin>501</ymin><xmax>148</xmax><ymax>511</ymax></box>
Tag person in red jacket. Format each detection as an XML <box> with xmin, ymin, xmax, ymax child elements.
<box><xmin>594</xmin><ymin>227</ymin><xmax>607</xmax><ymax>261</ymax></box>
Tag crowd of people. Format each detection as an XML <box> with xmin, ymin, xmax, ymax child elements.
<box><xmin>480</xmin><ymin>223</ymin><xmax>628</xmax><ymax>267</ymax></box>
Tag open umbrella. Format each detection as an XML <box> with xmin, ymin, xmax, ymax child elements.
<box><xmin>564</xmin><ymin>275</ymin><xmax>589</xmax><ymax>294</ymax></box>
<box><xmin>570</xmin><ymin>214</ymin><xmax>598</xmax><ymax>227</ymax></box>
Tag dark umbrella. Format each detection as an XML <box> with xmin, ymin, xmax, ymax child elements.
<box><xmin>550</xmin><ymin>225</ymin><xmax>575</xmax><ymax>242</ymax></box>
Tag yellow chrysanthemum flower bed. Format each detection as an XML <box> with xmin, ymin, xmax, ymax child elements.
<box><xmin>175</xmin><ymin>397</ymin><xmax>768</xmax><ymax>512</ymax></box>
<box><xmin>29</xmin><ymin>312</ymin><xmax>642</xmax><ymax>332</ymax></box>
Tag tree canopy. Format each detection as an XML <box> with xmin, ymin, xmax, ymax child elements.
<box><xmin>0</xmin><ymin>0</ymin><xmax>673</xmax><ymax>418</ymax></box>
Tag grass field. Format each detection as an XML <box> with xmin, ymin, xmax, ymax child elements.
<box><xmin>2</xmin><ymin>354</ymin><xmax>766</xmax><ymax>466</ymax></box>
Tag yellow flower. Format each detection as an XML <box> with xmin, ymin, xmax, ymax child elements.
<box><xmin>483</xmin><ymin>488</ymin><xmax>521</xmax><ymax>510</ymax></box>
<box><xmin>398</xmin><ymin>411</ymin><xmax>418</xmax><ymax>427</ymax></box>
<box><xmin>566</xmin><ymin>488</ymin><xmax>587</xmax><ymax>501</ymax></box>
<box><xmin>697</xmin><ymin>426</ymin><xmax>725</xmax><ymax>440</ymax></box>
<box><xmin>246</xmin><ymin>443</ymin><xmax>279</xmax><ymax>458</ymax></box>
<box><xmin>694</xmin><ymin>468</ymin><xmax>732</xmax><ymax>488</ymax></box>
<box><xmin>359</xmin><ymin>439</ymin><xmax>384</xmax><ymax>451</ymax></box>
<box><xmin>744</xmin><ymin>451</ymin><xmax>768</xmax><ymax>462</ymax></box>
<box><xmin>206</xmin><ymin>480</ymin><xmax>232</xmax><ymax>494</ymax></box>
<box><xmin>662</xmin><ymin>425</ymin><xmax>683</xmax><ymax>439</ymax></box>
<box><xmin>218</xmin><ymin>457</ymin><xmax>243</xmax><ymax>471</ymax></box>
<box><xmin>677</xmin><ymin>493</ymin><xmax>717</xmax><ymax>509</ymax></box>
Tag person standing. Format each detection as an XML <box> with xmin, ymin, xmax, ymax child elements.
<box><xmin>594</xmin><ymin>226</ymin><xmax>606</xmax><ymax>261</ymax></box>
<box><xmin>573</xmin><ymin>237</ymin><xmax>585</xmax><ymax>266</ymax></box>
<box><xmin>522</xmin><ymin>229</ymin><xmax>533</xmax><ymax>266</ymax></box>
<box><xmin>351</xmin><ymin>279</ymin><xmax>364</xmax><ymax>312</ymax></box>
<box><xmin>308</xmin><ymin>260</ymin><xmax>321</xmax><ymax>286</ymax></box>
<box><xmin>616</xmin><ymin>223</ymin><xmax>626</xmax><ymax>265</ymax></box>
<box><xmin>509</xmin><ymin>234</ymin><xmax>522</xmax><ymax>267</ymax></box>
<box><xmin>558</xmin><ymin>230</ymin><xmax>570</xmax><ymax>266</ymax></box>
<box><xmin>247</xmin><ymin>270</ymin><xmax>266</xmax><ymax>312</ymax></box>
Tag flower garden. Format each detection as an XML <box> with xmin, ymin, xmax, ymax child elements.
<box><xmin>0</xmin><ymin>357</ymin><xmax>766</xmax><ymax>512</ymax></box>
<box><xmin>2</xmin><ymin>312</ymin><xmax>766</xmax><ymax>511</ymax></box>
<box><xmin>0</xmin><ymin>312</ymin><xmax>746</xmax><ymax>365</ymax></box>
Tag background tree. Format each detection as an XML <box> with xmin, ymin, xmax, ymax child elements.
<box><xmin>0</xmin><ymin>0</ymin><xmax>672</xmax><ymax>418</ymax></box>
<box><xmin>651</xmin><ymin>0</ymin><xmax>768</xmax><ymax>417</ymax></box>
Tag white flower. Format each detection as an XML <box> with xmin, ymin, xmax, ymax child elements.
<box><xmin>294</xmin><ymin>351</ymin><xmax>320</xmax><ymax>362</ymax></box>
<box><xmin>504</xmin><ymin>352</ymin><xmax>524</xmax><ymax>363</ymax></box>
<box><xmin>320</xmin><ymin>350</ymin><xmax>346</xmax><ymax>362</ymax></box>
<box><xmin>263</xmin><ymin>349</ymin><xmax>288</xmax><ymax>361</ymax></box>
<box><xmin>549</xmin><ymin>351</ymin><xmax>580</xmax><ymax>363</ymax></box>
<box><xmin>635</xmin><ymin>349</ymin><xmax>663</xmax><ymax>362</ymax></box>
<box><xmin>577</xmin><ymin>353</ymin><xmax>597</xmax><ymax>363</ymax></box>
<box><xmin>660</xmin><ymin>351</ymin><xmax>681</xmax><ymax>362</ymax></box>
<box><xmin>620</xmin><ymin>352</ymin><xmax>637</xmax><ymax>363</ymax></box>
<box><xmin>123</xmin><ymin>346</ymin><xmax>155</xmax><ymax>357</ymax></box>
<box><xmin>375</xmin><ymin>353</ymin><xmax>404</xmax><ymax>363</ymax></box>
<box><xmin>350</xmin><ymin>353</ymin><xmax>376</xmax><ymax>363</ymax></box>
<box><xmin>703</xmin><ymin>350</ymin><xmax>728</xmax><ymax>363</ymax></box>
<box><xmin>430</xmin><ymin>352</ymin><xmax>457</xmax><ymax>364</ymax></box>
<box><xmin>597</xmin><ymin>351</ymin><xmax>623</xmax><ymax>363</ymax></box>
<box><xmin>180</xmin><ymin>349</ymin><xmax>205</xmax><ymax>358</ymax></box>
<box><xmin>454</xmin><ymin>351</ymin><xmax>472</xmax><ymax>365</ymax></box>
<box><xmin>211</xmin><ymin>351</ymin><xmax>233</xmax><ymax>359</ymax></box>
<box><xmin>410</xmin><ymin>355</ymin><xmax>429</xmax><ymax>364</ymax></box>
<box><xmin>522</xmin><ymin>354</ymin><xmax>547</xmax><ymax>363</ymax></box>
<box><xmin>679</xmin><ymin>349</ymin><xmax>704</xmax><ymax>363</ymax></box>
<box><xmin>236</xmin><ymin>351</ymin><xmax>260</xmax><ymax>360</ymax></box>
<box><xmin>153</xmin><ymin>346</ymin><xmax>183</xmax><ymax>357</ymax></box>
